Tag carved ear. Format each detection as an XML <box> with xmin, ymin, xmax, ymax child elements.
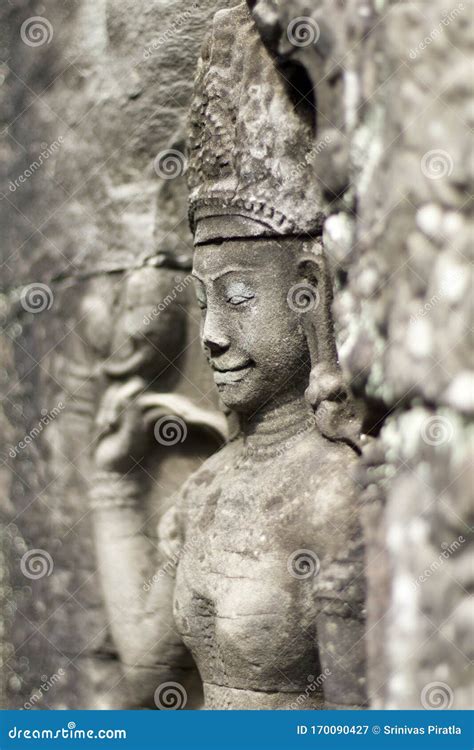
<box><xmin>295</xmin><ymin>240</ymin><xmax>337</xmax><ymax>369</ymax></box>
<box><xmin>296</xmin><ymin>240</ymin><xmax>362</xmax><ymax>452</ymax></box>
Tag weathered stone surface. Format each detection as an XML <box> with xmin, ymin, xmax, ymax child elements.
<box><xmin>1</xmin><ymin>0</ymin><xmax>472</xmax><ymax>712</ymax></box>
<box><xmin>247</xmin><ymin>0</ymin><xmax>472</xmax><ymax>708</ymax></box>
<box><xmin>1</xmin><ymin>0</ymin><xmax>230</xmax><ymax>709</ymax></box>
<box><xmin>88</xmin><ymin>4</ymin><xmax>367</xmax><ymax>711</ymax></box>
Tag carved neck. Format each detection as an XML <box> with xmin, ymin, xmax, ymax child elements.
<box><xmin>239</xmin><ymin>394</ymin><xmax>315</xmax><ymax>459</ymax></box>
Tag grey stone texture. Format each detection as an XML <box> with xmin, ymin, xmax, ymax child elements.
<box><xmin>1</xmin><ymin>0</ymin><xmax>472</xmax><ymax>710</ymax></box>
<box><xmin>1</xmin><ymin>0</ymin><xmax>230</xmax><ymax>709</ymax></box>
<box><xmin>248</xmin><ymin>0</ymin><xmax>472</xmax><ymax>708</ymax></box>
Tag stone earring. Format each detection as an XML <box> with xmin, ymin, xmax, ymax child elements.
<box><xmin>297</xmin><ymin>242</ymin><xmax>363</xmax><ymax>451</ymax></box>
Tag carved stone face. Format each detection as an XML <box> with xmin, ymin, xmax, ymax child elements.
<box><xmin>193</xmin><ymin>238</ymin><xmax>311</xmax><ymax>414</ymax></box>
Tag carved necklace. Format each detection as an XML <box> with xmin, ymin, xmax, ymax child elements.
<box><xmin>235</xmin><ymin>402</ymin><xmax>317</xmax><ymax>463</ymax></box>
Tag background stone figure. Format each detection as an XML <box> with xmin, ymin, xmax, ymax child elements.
<box><xmin>0</xmin><ymin>0</ymin><xmax>231</xmax><ymax>710</ymax></box>
<box><xmin>1</xmin><ymin>0</ymin><xmax>472</xmax><ymax>711</ymax></box>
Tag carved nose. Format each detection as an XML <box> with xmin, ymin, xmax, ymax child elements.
<box><xmin>202</xmin><ymin>314</ymin><xmax>230</xmax><ymax>354</ymax></box>
<box><xmin>203</xmin><ymin>331</ymin><xmax>230</xmax><ymax>354</ymax></box>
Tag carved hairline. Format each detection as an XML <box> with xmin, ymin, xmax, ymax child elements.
<box><xmin>192</xmin><ymin>213</ymin><xmax>324</xmax><ymax>247</ymax></box>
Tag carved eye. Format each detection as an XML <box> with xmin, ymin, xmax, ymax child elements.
<box><xmin>194</xmin><ymin>288</ymin><xmax>207</xmax><ymax>310</ymax></box>
<box><xmin>227</xmin><ymin>294</ymin><xmax>254</xmax><ymax>306</ymax></box>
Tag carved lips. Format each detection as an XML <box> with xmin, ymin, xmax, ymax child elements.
<box><xmin>211</xmin><ymin>362</ymin><xmax>253</xmax><ymax>385</ymax></box>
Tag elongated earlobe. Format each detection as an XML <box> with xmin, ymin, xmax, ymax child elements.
<box><xmin>296</xmin><ymin>242</ymin><xmax>337</xmax><ymax>368</ymax></box>
<box><xmin>296</xmin><ymin>241</ymin><xmax>363</xmax><ymax>452</ymax></box>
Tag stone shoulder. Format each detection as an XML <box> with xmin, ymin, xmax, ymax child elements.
<box><xmin>289</xmin><ymin>432</ymin><xmax>363</xmax><ymax>555</ymax></box>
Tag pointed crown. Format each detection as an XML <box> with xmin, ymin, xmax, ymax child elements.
<box><xmin>187</xmin><ymin>3</ymin><xmax>324</xmax><ymax>245</ymax></box>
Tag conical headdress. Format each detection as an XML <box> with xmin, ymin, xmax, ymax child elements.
<box><xmin>187</xmin><ymin>2</ymin><xmax>324</xmax><ymax>245</ymax></box>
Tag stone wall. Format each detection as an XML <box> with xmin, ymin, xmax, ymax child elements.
<box><xmin>1</xmin><ymin>0</ymin><xmax>472</xmax><ymax>709</ymax></box>
<box><xmin>0</xmin><ymin>0</ymin><xmax>230</xmax><ymax>709</ymax></box>
<box><xmin>248</xmin><ymin>0</ymin><xmax>472</xmax><ymax>709</ymax></box>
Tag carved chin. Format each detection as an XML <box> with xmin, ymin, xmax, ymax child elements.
<box><xmin>213</xmin><ymin>376</ymin><xmax>255</xmax><ymax>410</ymax></box>
<box><xmin>214</xmin><ymin>377</ymin><xmax>249</xmax><ymax>398</ymax></box>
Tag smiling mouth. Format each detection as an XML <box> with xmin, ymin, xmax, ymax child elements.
<box><xmin>211</xmin><ymin>362</ymin><xmax>253</xmax><ymax>385</ymax></box>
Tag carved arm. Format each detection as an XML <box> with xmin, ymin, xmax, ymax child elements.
<box><xmin>314</xmin><ymin>553</ymin><xmax>368</xmax><ymax>709</ymax></box>
<box><xmin>89</xmin><ymin>379</ymin><xmax>226</xmax><ymax>708</ymax></box>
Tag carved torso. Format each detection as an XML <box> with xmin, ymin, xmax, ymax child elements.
<box><xmin>170</xmin><ymin>421</ymin><xmax>362</xmax><ymax>708</ymax></box>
